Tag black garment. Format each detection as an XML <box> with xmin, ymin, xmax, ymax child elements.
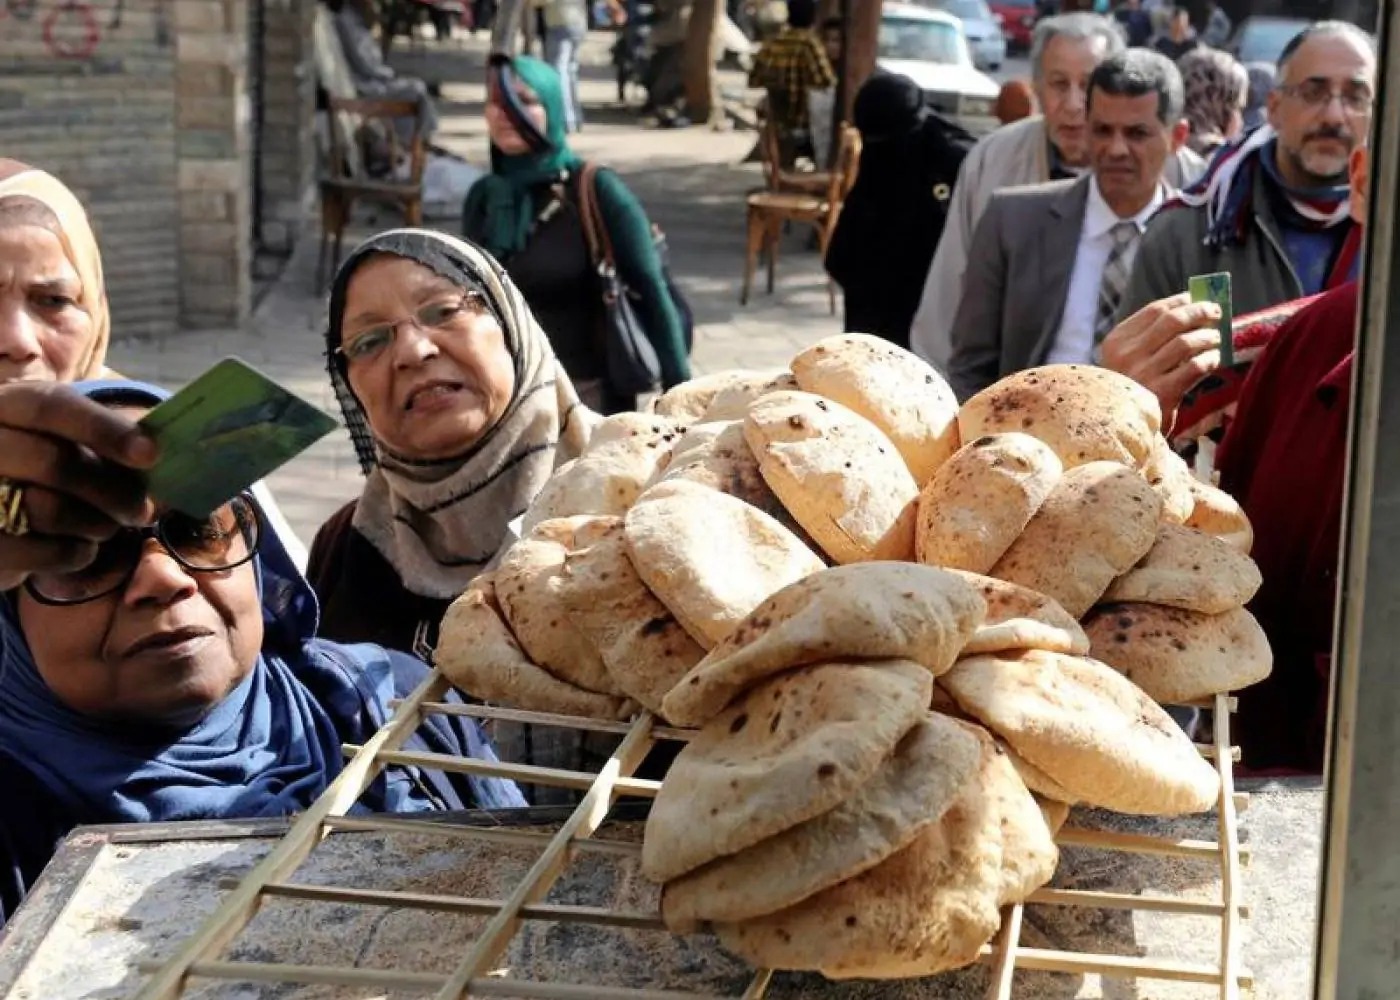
<box><xmin>1114</xmin><ymin>8</ymin><xmax>1152</xmax><ymax>47</ymax></box>
<box><xmin>1154</xmin><ymin>35</ymin><xmax>1200</xmax><ymax>61</ymax></box>
<box><xmin>825</xmin><ymin>108</ymin><xmax>976</xmax><ymax>348</ymax></box>
<box><xmin>308</xmin><ymin>501</ymin><xmax>451</xmax><ymax>657</ymax></box>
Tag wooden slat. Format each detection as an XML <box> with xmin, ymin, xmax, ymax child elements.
<box><xmin>1214</xmin><ymin>692</ymin><xmax>1245</xmax><ymax>1000</ymax></box>
<box><xmin>261</xmin><ymin>881</ymin><xmax>664</xmax><ymax>930</ymax></box>
<box><xmin>433</xmin><ymin>715</ymin><xmax>660</xmax><ymax>1000</ymax></box>
<box><xmin>739</xmin><ymin>970</ymin><xmax>773</xmax><ymax>999</ymax></box>
<box><xmin>344</xmin><ymin>745</ymin><xmax>662</xmax><ymax>797</ymax></box>
<box><xmin>986</xmin><ymin>903</ymin><xmax>1023</xmax><ymax>1000</ymax></box>
<box><xmin>1028</xmin><ymin>887</ymin><xmax>1238</xmax><ymax>918</ymax></box>
<box><xmin>1055</xmin><ymin>826</ymin><xmax>1250</xmax><ymax>864</ymax></box>
<box><xmin>323</xmin><ymin>813</ymin><xmax>643</xmax><ymax>856</ymax></box>
<box><xmin>132</xmin><ymin>673</ymin><xmax>449</xmax><ymax>1000</ymax></box>
<box><xmin>418</xmin><ymin>700</ymin><xmax>695</xmax><ymax>743</ymax></box>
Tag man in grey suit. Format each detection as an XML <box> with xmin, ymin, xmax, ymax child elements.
<box><xmin>947</xmin><ymin>49</ymin><xmax>1191</xmax><ymax>401</ymax></box>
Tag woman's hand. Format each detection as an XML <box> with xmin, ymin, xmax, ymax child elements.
<box><xmin>0</xmin><ymin>383</ymin><xmax>157</xmax><ymax>590</ymax></box>
<box><xmin>1099</xmin><ymin>292</ymin><xmax>1223</xmax><ymax>420</ymax></box>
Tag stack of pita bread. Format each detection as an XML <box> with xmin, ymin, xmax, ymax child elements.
<box><xmin>432</xmin><ymin>339</ymin><xmax>1274</xmax><ymax>980</ymax></box>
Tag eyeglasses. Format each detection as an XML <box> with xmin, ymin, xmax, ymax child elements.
<box><xmin>25</xmin><ymin>495</ymin><xmax>261</xmax><ymax>606</ymax></box>
<box><xmin>1280</xmin><ymin>79</ymin><xmax>1374</xmax><ymax>116</ymax></box>
<box><xmin>337</xmin><ymin>292</ymin><xmax>488</xmax><ymax>364</ymax></box>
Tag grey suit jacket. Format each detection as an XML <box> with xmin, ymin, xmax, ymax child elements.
<box><xmin>946</xmin><ymin>175</ymin><xmax>1091</xmax><ymax>401</ymax></box>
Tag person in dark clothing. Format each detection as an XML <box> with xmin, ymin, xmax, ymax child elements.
<box><xmin>463</xmin><ymin>56</ymin><xmax>690</xmax><ymax>413</ymax></box>
<box><xmin>1113</xmin><ymin>0</ymin><xmax>1152</xmax><ymax>47</ymax></box>
<box><xmin>0</xmin><ymin>380</ymin><xmax>523</xmax><ymax>928</ymax></box>
<box><xmin>1153</xmin><ymin>6</ymin><xmax>1200</xmax><ymax>62</ymax></box>
<box><xmin>824</xmin><ymin>72</ymin><xmax>976</xmax><ymax>349</ymax></box>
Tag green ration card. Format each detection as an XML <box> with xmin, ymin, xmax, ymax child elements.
<box><xmin>139</xmin><ymin>357</ymin><xmax>338</xmax><ymax>518</ymax></box>
<box><xmin>1188</xmin><ymin>272</ymin><xmax>1235</xmax><ymax>369</ymax></box>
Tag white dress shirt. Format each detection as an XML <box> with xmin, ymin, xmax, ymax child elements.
<box><xmin>1045</xmin><ymin>176</ymin><xmax>1165</xmax><ymax>366</ymax></box>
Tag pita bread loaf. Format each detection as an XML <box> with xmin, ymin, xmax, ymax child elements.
<box><xmin>940</xmin><ymin>649</ymin><xmax>1220</xmax><ymax>815</ymax></box>
<box><xmin>700</xmin><ymin>370</ymin><xmax>799</xmax><ymax>422</ymax></box>
<box><xmin>1084</xmin><ymin>602</ymin><xmax>1273</xmax><ymax>704</ymax></box>
<box><xmin>948</xmin><ymin>571</ymin><xmax>1090</xmax><ymax>657</ymax></box>
<box><xmin>658</xmin><ymin>421</ymin><xmax>822</xmax><ymax>551</ymax></box>
<box><xmin>585</xmin><ymin>411</ymin><xmax>687</xmax><ymax>454</ymax></box>
<box><xmin>979</xmin><ymin>732</ymin><xmax>1059</xmax><ymax>905</ymax></box>
<box><xmin>990</xmin><ymin>461</ymin><xmax>1162</xmax><ymax>618</ymax></box>
<box><xmin>624</xmin><ymin>480</ymin><xmax>824</xmax><ymax>647</ymax></box>
<box><xmin>494</xmin><ymin>519</ymin><xmax>624</xmax><ymax>696</ymax></box>
<box><xmin>1001</xmin><ymin>741</ymin><xmax>1078</xmax><ymax>804</ymax></box>
<box><xmin>522</xmin><ymin>443</ymin><xmax>671</xmax><ymax>532</ymax></box>
<box><xmin>1143</xmin><ymin>436</ymin><xmax>1195</xmax><ymax>524</ymax></box>
<box><xmin>713</xmin><ymin>762</ymin><xmax>1005</xmax><ymax>979</ymax></box>
<box><xmin>660</xmin><ymin>712</ymin><xmax>981</xmax><ymax>931</ymax></box>
<box><xmin>1186</xmin><ymin>478</ymin><xmax>1254</xmax><ymax>554</ymax></box>
<box><xmin>1037</xmin><ymin>796</ymin><xmax>1072</xmax><ymax>835</ymax></box>
<box><xmin>437</xmin><ymin>574</ymin><xmax>633</xmax><ymax>719</ymax></box>
<box><xmin>662</xmin><ymin>563</ymin><xmax>986</xmax><ymax>727</ymax></box>
<box><xmin>958</xmin><ymin>365</ymin><xmax>1162</xmax><ymax>470</ymax></box>
<box><xmin>555</xmin><ymin>519</ymin><xmax>705</xmax><ymax>719</ymax></box>
<box><xmin>915</xmin><ymin>432</ymin><xmax>1063</xmax><ymax>574</ymax></box>
<box><xmin>653</xmin><ymin>371</ymin><xmax>764</xmax><ymax>421</ymax></box>
<box><xmin>745</xmin><ymin>390</ymin><xmax>918</xmax><ymax>563</ymax></box>
<box><xmin>641</xmin><ymin>659</ymin><xmax>933</xmax><ymax>883</ymax></box>
<box><xmin>790</xmin><ymin>334</ymin><xmax>960</xmax><ymax>485</ymax></box>
<box><xmin>1103</xmin><ymin>522</ymin><xmax>1262</xmax><ymax>613</ymax></box>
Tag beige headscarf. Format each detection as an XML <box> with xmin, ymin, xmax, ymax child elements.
<box><xmin>0</xmin><ymin>160</ymin><xmax>110</xmax><ymax>380</ymax></box>
<box><xmin>326</xmin><ymin>228</ymin><xmax>597</xmax><ymax>600</ymax></box>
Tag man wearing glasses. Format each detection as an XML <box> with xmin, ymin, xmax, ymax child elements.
<box><xmin>1114</xmin><ymin>21</ymin><xmax>1375</xmax><ymax>326</ymax></box>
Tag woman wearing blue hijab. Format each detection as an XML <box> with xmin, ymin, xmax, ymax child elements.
<box><xmin>0</xmin><ymin>379</ymin><xmax>525</xmax><ymax>926</ymax></box>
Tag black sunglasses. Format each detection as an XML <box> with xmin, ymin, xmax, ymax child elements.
<box><xmin>25</xmin><ymin>495</ymin><xmax>262</xmax><ymax>607</ymax></box>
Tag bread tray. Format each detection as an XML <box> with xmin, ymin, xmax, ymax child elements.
<box><xmin>132</xmin><ymin>670</ymin><xmax>1250</xmax><ymax>1000</ymax></box>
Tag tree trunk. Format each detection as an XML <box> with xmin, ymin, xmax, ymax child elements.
<box><xmin>841</xmin><ymin>0</ymin><xmax>881</xmax><ymax>123</ymax></box>
<box><xmin>683</xmin><ymin>0</ymin><xmax>723</xmax><ymax>124</ymax></box>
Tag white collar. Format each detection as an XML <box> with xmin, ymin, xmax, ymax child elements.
<box><xmin>1084</xmin><ymin>174</ymin><xmax>1166</xmax><ymax>239</ymax></box>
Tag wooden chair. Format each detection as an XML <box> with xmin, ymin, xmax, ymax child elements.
<box><xmin>741</xmin><ymin>123</ymin><xmax>861</xmax><ymax>314</ymax></box>
<box><xmin>318</xmin><ymin>97</ymin><xmax>427</xmax><ymax>287</ymax></box>
<box><xmin>759</xmin><ymin>112</ymin><xmax>832</xmax><ymax>196</ymax></box>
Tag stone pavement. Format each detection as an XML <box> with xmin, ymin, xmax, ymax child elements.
<box><xmin>107</xmin><ymin>30</ymin><xmax>842</xmax><ymax>548</ymax></box>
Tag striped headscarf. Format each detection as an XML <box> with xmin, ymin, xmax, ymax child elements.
<box><xmin>0</xmin><ymin>159</ymin><xmax>110</xmax><ymax>380</ymax></box>
<box><xmin>326</xmin><ymin>229</ymin><xmax>596</xmax><ymax>600</ymax></box>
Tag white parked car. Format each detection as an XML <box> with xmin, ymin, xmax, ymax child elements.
<box><xmin>879</xmin><ymin>3</ymin><xmax>1002</xmax><ymax>132</ymax></box>
<box><xmin>911</xmin><ymin>0</ymin><xmax>1008</xmax><ymax>72</ymax></box>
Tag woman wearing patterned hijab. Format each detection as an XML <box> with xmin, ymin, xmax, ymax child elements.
<box><xmin>1179</xmin><ymin>48</ymin><xmax>1249</xmax><ymax>159</ymax></box>
<box><xmin>308</xmin><ymin>228</ymin><xmax>596</xmax><ymax>660</ymax></box>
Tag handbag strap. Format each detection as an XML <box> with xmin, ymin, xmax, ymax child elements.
<box><xmin>576</xmin><ymin>163</ymin><xmax>618</xmax><ymax>270</ymax></box>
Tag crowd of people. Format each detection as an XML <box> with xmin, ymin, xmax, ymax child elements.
<box><xmin>0</xmin><ymin>3</ymin><xmax>1381</xmax><ymax>934</ymax></box>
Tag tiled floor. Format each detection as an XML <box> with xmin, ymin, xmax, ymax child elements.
<box><xmin>108</xmin><ymin>31</ymin><xmax>841</xmax><ymax>548</ymax></box>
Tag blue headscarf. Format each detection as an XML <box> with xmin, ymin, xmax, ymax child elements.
<box><xmin>0</xmin><ymin>379</ymin><xmax>524</xmax><ymax>826</ymax></box>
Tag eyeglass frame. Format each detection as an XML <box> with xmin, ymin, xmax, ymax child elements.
<box><xmin>1277</xmin><ymin>78</ymin><xmax>1375</xmax><ymax>117</ymax></box>
<box><xmin>335</xmin><ymin>290</ymin><xmax>490</xmax><ymax>365</ymax></box>
<box><xmin>23</xmin><ymin>494</ymin><xmax>263</xmax><ymax>607</ymax></box>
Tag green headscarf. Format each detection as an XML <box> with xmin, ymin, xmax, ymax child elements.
<box><xmin>468</xmin><ymin>55</ymin><xmax>584</xmax><ymax>260</ymax></box>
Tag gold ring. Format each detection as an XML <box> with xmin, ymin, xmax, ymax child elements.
<box><xmin>0</xmin><ymin>479</ymin><xmax>30</xmax><ymax>538</ymax></box>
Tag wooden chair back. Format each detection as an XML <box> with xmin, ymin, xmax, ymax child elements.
<box><xmin>324</xmin><ymin>97</ymin><xmax>427</xmax><ymax>188</ymax></box>
<box><xmin>826</xmin><ymin>123</ymin><xmax>861</xmax><ymax>208</ymax></box>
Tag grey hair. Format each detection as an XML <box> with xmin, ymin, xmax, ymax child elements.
<box><xmin>1087</xmin><ymin>49</ymin><xmax>1186</xmax><ymax>125</ymax></box>
<box><xmin>1030</xmin><ymin>13</ymin><xmax>1126</xmax><ymax>83</ymax></box>
<box><xmin>1277</xmin><ymin>21</ymin><xmax>1376</xmax><ymax>81</ymax></box>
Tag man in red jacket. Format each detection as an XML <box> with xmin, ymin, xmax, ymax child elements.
<box><xmin>1214</xmin><ymin>143</ymin><xmax>1369</xmax><ymax>775</ymax></box>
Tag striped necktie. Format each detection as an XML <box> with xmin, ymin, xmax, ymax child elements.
<box><xmin>1094</xmin><ymin>221</ymin><xmax>1141</xmax><ymax>345</ymax></box>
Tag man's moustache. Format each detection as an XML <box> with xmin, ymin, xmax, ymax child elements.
<box><xmin>1305</xmin><ymin>127</ymin><xmax>1353</xmax><ymax>143</ymax></box>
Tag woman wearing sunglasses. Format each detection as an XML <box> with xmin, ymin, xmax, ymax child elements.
<box><xmin>0</xmin><ymin>380</ymin><xmax>525</xmax><ymax>927</ymax></box>
<box><xmin>0</xmin><ymin>159</ymin><xmax>307</xmax><ymax>593</ymax></box>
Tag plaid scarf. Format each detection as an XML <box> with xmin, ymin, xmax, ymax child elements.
<box><xmin>1165</xmin><ymin>126</ymin><xmax>1351</xmax><ymax>248</ymax></box>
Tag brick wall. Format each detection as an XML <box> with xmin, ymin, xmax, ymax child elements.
<box><xmin>0</xmin><ymin>0</ymin><xmax>182</xmax><ymax>339</ymax></box>
<box><xmin>174</xmin><ymin>0</ymin><xmax>251</xmax><ymax>328</ymax></box>
<box><xmin>0</xmin><ymin>0</ymin><xmax>317</xmax><ymax>338</ymax></box>
<box><xmin>255</xmin><ymin>0</ymin><xmax>318</xmax><ymax>256</ymax></box>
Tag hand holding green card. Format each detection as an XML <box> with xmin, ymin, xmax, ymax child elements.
<box><xmin>1189</xmin><ymin>272</ymin><xmax>1235</xmax><ymax>369</ymax></box>
<box><xmin>139</xmin><ymin>358</ymin><xmax>339</xmax><ymax>518</ymax></box>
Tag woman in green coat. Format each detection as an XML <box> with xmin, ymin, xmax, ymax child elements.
<box><xmin>463</xmin><ymin>55</ymin><xmax>690</xmax><ymax>413</ymax></box>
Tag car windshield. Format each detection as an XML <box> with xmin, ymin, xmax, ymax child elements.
<box><xmin>937</xmin><ymin>0</ymin><xmax>995</xmax><ymax>21</ymax></box>
<box><xmin>879</xmin><ymin>16</ymin><xmax>964</xmax><ymax>64</ymax></box>
<box><xmin>1236</xmin><ymin>20</ymin><xmax>1309</xmax><ymax>64</ymax></box>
